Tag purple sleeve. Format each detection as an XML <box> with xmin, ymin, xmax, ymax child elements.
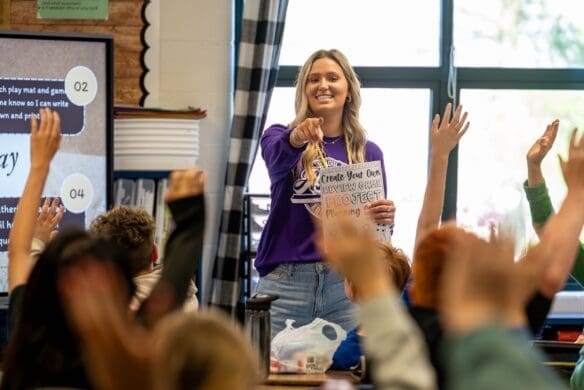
<box><xmin>260</xmin><ymin>123</ymin><xmax>305</xmax><ymax>184</ymax></box>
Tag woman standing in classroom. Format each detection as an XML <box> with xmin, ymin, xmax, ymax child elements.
<box><xmin>255</xmin><ymin>49</ymin><xmax>395</xmax><ymax>336</ymax></box>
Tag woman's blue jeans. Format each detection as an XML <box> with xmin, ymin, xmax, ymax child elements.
<box><xmin>255</xmin><ymin>262</ymin><xmax>357</xmax><ymax>338</ymax></box>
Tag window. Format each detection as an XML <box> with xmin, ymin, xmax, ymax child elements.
<box><xmin>247</xmin><ymin>1</ymin><xmax>584</xmax><ymax>301</ymax></box>
<box><xmin>358</xmin><ymin>88</ymin><xmax>431</xmax><ymax>256</ymax></box>
<box><xmin>279</xmin><ymin>0</ymin><xmax>440</xmax><ymax>67</ymax></box>
<box><xmin>457</xmin><ymin>89</ymin><xmax>584</xmax><ymax>255</ymax></box>
<box><xmin>454</xmin><ymin>0</ymin><xmax>584</xmax><ymax>68</ymax></box>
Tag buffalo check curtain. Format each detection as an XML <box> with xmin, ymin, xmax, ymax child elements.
<box><xmin>209</xmin><ymin>0</ymin><xmax>288</xmax><ymax>314</ymax></box>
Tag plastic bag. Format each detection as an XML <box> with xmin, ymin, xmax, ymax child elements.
<box><xmin>270</xmin><ymin>318</ymin><xmax>347</xmax><ymax>373</ymax></box>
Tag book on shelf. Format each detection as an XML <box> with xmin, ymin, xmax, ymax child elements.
<box><xmin>154</xmin><ymin>178</ymin><xmax>174</xmax><ymax>265</ymax></box>
<box><xmin>135</xmin><ymin>178</ymin><xmax>156</xmax><ymax>216</ymax></box>
<box><xmin>113</xmin><ymin>178</ymin><xmax>136</xmax><ymax>207</ymax></box>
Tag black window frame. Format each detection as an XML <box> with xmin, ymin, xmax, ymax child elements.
<box><xmin>244</xmin><ymin>0</ymin><xmax>584</xmax><ymax>312</ymax></box>
<box><xmin>269</xmin><ymin>0</ymin><xmax>584</xmax><ymax>222</ymax></box>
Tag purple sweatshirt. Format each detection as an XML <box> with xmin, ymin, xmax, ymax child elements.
<box><xmin>255</xmin><ymin>123</ymin><xmax>387</xmax><ymax>277</ymax></box>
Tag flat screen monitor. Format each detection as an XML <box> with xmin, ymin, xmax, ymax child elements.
<box><xmin>0</xmin><ymin>31</ymin><xmax>113</xmax><ymax>294</ymax></box>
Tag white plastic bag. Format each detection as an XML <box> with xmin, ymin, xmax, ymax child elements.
<box><xmin>270</xmin><ymin>318</ymin><xmax>347</xmax><ymax>373</ymax></box>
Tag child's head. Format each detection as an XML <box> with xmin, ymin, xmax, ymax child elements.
<box><xmin>18</xmin><ymin>229</ymin><xmax>136</xmax><ymax>331</ymax></box>
<box><xmin>409</xmin><ymin>229</ymin><xmax>449</xmax><ymax>309</ymax></box>
<box><xmin>2</xmin><ymin>229</ymin><xmax>136</xmax><ymax>389</ymax></box>
<box><xmin>409</xmin><ymin>224</ymin><xmax>477</xmax><ymax>309</ymax></box>
<box><xmin>89</xmin><ymin>206</ymin><xmax>156</xmax><ymax>276</ymax></box>
<box><xmin>344</xmin><ymin>240</ymin><xmax>411</xmax><ymax>301</ymax></box>
<box><xmin>152</xmin><ymin>310</ymin><xmax>258</xmax><ymax>390</ymax></box>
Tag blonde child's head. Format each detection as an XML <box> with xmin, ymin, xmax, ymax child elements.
<box><xmin>153</xmin><ymin>310</ymin><xmax>258</xmax><ymax>390</ymax></box>
<box><xmin>344</xmin><ymin>240</ymin><xmax>411</xmax><ymax>301</ymax></box>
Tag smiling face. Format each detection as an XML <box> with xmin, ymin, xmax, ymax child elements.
<box><xmin>305</xmin><ymin>57</ymin><xmax>349</xmax><ymax>118</ymax></box>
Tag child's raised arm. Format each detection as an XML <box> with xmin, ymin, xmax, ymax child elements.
<box><xmin>7</xmin><ymin>108</ymin><xmax>61</xmax><ymax>293</ymax></box>
<box><xmin>414</xmin><ymin>103</ymin><xmax>469</xmax><ymax>252</ymax></box>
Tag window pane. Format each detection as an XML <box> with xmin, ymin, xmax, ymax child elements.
<box><xmin>455</xmin><ymin>1</ymin><xmax>584</xmax><ymax>68</ymax></box>
<box><xmin>360</xmin><ymin>89</ymin><xmax>431</xmax><ymax>257</ymax></box>
<box><xmin>248</xmin><ymin>88</ymin><xmax>431</xmax><ymax>258</ymax></box>
<box><xmin>457</xmin><ymin>90</ymin><xmax>584</xmax><ymax>262</ymax></box>
<box><xmin>248</xmin><ymin>88</ymin><xmax>296</xmax><ymax>195</ymax></box>
<box><xmin>279</xmin><ymin>0</ymin><xmax>440</xmax><ymax>66</ymax></box>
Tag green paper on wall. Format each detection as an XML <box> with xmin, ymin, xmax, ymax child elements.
<box><xmin>37</xmin><ymin>0</ymin><xmax>108</xmax><ymax>20</ymax></box>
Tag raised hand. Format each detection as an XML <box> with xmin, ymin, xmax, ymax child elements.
<box><xmin>522</xmin><ymin>128</ymin><xmax>584</xmax><ymax>300</ymax></box>
<box><xmin>8</xmin><ymin>109</ymin><xmax>62</xmax><ymax>292</ymax></box>
<box><xmin>30</xmin><ymin>108</ymin><xmax>62</xmax><ymax>169</ymax></box>
<box><xmin>526</xmin><ymin>121</ymin><xmax>559</xmax><ymax>188</ymax></box>
<box><xmin>490</xmin><ymin>225</ymin><xmax>543</xmax><ymax>327</ymax></box>
<box><xmin>559</xmin><ymin>128</ymin><xmax>584</xmax><ymax>195</ymax></box>
<box><xmin>437</xmin><ymin>224</ymin><xmax>521</xmax><ymax>334</ymax></box>
<box><xmin>34</xmin><ymin>197</ymin><xmax>64</xmax><ymax>244</ymax></box>
<box><xmin>290</xmin><ymin>117</ymin><xmax>324</xmax><ymax>147</ymax></box>
<box><xmin>164</xmin><ymin>167</ymin><xmax>206</xmax><ymax>203</ymax></box>
<box><xmin>59</xmin><ymin>259</ymin><xmax>153</xmax><ymax>390</ymax></box>
<box><xmin>413</xmin><ymin>103</ymin><xmax>469</xmax><ymax>251</ymax></box>
<box><xmin>315</xmin><ymin>216</ymin><xmax>391</xmax><ymax>300</ymax></box>
<box><xmin>430</xmin><ymin>103</ymin><xmax>469</xmax><ymax>157</ymax></box>
<box><xmin>527</xmin><ymin>120</ymin><xmax>559</xmax><ymax>167</ymax></box>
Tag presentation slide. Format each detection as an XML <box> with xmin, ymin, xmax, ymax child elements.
<box><xmin>0</xmin><ymin>34</ymin><xmax>110</xmax><ymax>292</ymax></box>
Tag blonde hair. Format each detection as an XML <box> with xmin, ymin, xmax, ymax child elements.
<box><xmin>345</xmin><ymin>241</ymin><xmax>411</xmax><ymax>301</ymax></box>
<box><xmin>153</xmin><ymin>311</ymin><xmax>258</xmax><ymax>390</ymax></box>
<box><xmin>291</xmin><ymin>49</ymin><xmax>367</xmax><ymax>185</ymax></box>
<box><xmin>376</xmin><ymin>241</ymin><xmax>411</xmax><ymax>292</ymax></box>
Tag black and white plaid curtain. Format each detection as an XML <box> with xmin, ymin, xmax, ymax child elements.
<box><xmin>209</xmin><ymin>0</ymin><xmax>288</xmax><ymax>314</ymax></box>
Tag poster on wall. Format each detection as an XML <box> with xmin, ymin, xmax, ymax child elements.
<box><xmin>0</xmin><ymin>32</ymin><xmax>112</xmax><ymax>293</ymax></box>
<box><xmin>320</xmin><ymin>160</ymin><xmax>391</xmax><ymax>243</ymax></box>
<box><xmin>37</xmin><ymin>0</ymin><xmax>108</xmax><ymax>20</ymax></box>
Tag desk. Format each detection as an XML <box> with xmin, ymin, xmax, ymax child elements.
<box><xmin>531</xmin><ymin>340</ymin><xmax>582</xmax><ymax>385</ymax></box>
<box><xmin>531</xmin><ymin>340</ymin><xmax>582</xmax><ymax>363</ymax></box>
<box><xmin>258</xmin><ymin>371</ymin><xmax>359</xmax><ymax>389</ymax></box>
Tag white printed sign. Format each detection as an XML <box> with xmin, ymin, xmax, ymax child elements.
<box><xmin>320</xmin><ymin>160</ymin><xmax>391</xmax><ymax>242</ymax></box>
<box><xmin>0</xmin><ymin>134</ymin><xmax>30</xmax><ymax>197</ymax></box>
